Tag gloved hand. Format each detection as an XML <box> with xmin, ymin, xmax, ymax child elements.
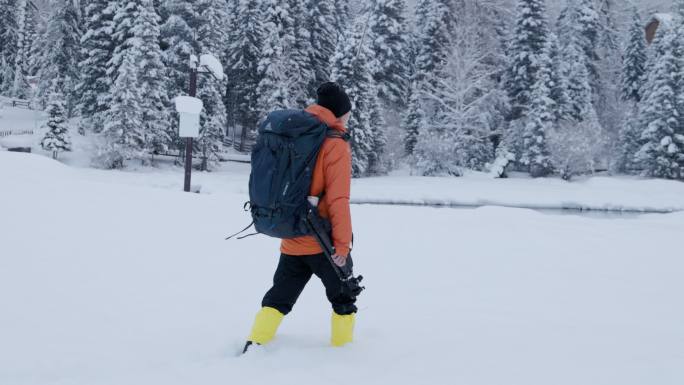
<box><xmin>332</xmin><ymin>253</ymin><xmax>347</xmax><ymax>267</ymax></box>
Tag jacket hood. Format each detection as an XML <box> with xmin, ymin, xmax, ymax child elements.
<box><xmin>305</xmin><ymin>104</ymin><xmax>347</xmax><ymax>133</ymax></box>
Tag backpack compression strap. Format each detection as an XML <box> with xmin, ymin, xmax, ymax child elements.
<box><xmin>225</xmin><ymin>202</ymin><xmax>256</xmax><ymax>240</ymax></box>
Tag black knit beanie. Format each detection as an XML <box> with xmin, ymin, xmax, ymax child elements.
<box><xmin>316</xmin><ymin>82</ymin><xmax>352</xmax><ymax>118</ymax></box>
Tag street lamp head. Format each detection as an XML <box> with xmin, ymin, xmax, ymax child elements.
<box><xmin>199</xmin><ymin>54</ymin><xmax>225</xmax><ymax>81</ymax></box>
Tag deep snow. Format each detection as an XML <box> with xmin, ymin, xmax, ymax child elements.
<box><xmin>1</xmin><ymin>151</ymin><xmax>683</xmax><ymax>385</ymax></box>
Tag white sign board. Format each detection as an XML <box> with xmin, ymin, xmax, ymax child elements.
<box><xmin>179</xmin><ymin>113</ymin><xmax>200</xmax><ymax>138</ymax></box>
<box><xmin>174</xmin><ymin>96</ymin><xmax>203</xmax><ymax>138</ymax></box>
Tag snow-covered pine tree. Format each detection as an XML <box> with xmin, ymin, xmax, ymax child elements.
<box><xmin>195</xmin><ymin>0</ymin><xmax>228</xmax><ymax>170</ymax></box>
<box><xmin>197</xmin><ymin>0</ymin><xmax>228</xmax><ymax>62</ymax></box>
<box><xmin>287</xmin><ymin>0</ymin><xmax>315</xmax><ymax>105</ymax></box>
<box><xmin>571</xmin><ymin>1</ymin><xmax>599</xmax><ymax>55</ymax></box>
<box><xmin>368</xmin><ymin>93</ymin><xmax>388</xmax><ymax>175</ymax></box>
<box><xmin>222</xmin><ymin>0</ymin><xmax>240</xmax><ymax>148</ymax></box>
<box><xmin>677</xmin><ymin>0</ymin><xmax>684</xmax><ymax>19</ymax></box>
<box><xmin>471</xmin><ymin>0</ymin><xmax>509</xmax><ymax>80</ymax></box>
<box><xmin>598</xmin><ymin>0</ymin><xmax>619</xmax><ymax>52</ymax></box>
<box><xmin>616</xmin><ymin>110</ymin><xmax>642</xmax><ymax>173</ymax></box>
<box><xmin>108</xmin><ymin>0</ymin><xmax>141</xmax><ymax>85</ymax></box>
<box><xmin>11</xmin><ymin>0</ymin><xmax>29</xmax><ymax>98</ymax></box>
<box><xmin>99</xmin><ymin>0</ymin><xmax>157</xmax><ymax>166</ymax></box>
<box><xmin>160</xmin><ymin>0</ymin><xmax>199</xmax><ymax>155</ymax></box>
<box><xmin>0</xmin><ymin>0</ymin><xmax>38</xmax><ymax>96</ymax></box>
<box><xmin>546</xmin><ymin>32</ymin><xmax>569</xmax><ymax>122</ymax></box>
<box><xmin>256</xmin><ymin>20</ymin><xmax>291</xmax><ymax>115</ymax></box>
<box><xmin>557</xmin><ymin>0</ymin><xmax>600</xmax><ymax>98</ymax></box>
<box><xmin>469</xmin><ymin>0</ymin><xmax>510</xmax><ymax>153</ymax></box>
<box><xmin>561</xmin><ymin>30</ymin><xmax>594</xmax><ymax>123</ymax></box>
<box><xmin>34</xmin><ymin>0</ymin><xmax>82</xmax><ymax>115</ymax></box>
<box><xmin>331</xmin><ymin>22</ymin><xmax>383</xmax><ymax>177</ymax></box>
<box><xmin>134</xmin><ymin>0</ymin><xmax>170</xmax><ymax>157</ymax></box>
<box><xmin>99</xmin><ymin>52</ymin><xmax>145</xmax><ymax>169</ymax></box>
<box><xmin>551</xmin><ymin>5</ymin><xmax>606</xmax><ymax>178</ymax></box>
<box><xmin>673</xmin><ymin>0</ymin><xmax>684</xmax><ymax>134</ymax></box>
<box><xmin>413</xmin><ymin>0</ymin><xmax>452</xmax><ymax>89</ymax></box>
<box><xmin>77</xmin><ymin>0</ymin><xmax>115</xmax><ymax>132</ymax></box>
<box><xmin>262</xmin><ymin>0</ymin><xmax>294</xmax><ymax>46</ymax></box>
<box><xmin>634</xmin><ymin>25</ymin><xmax>684</xmax><ymax>179</ymax></box>
<box><xmin>155</xmin><ymin>0</ymin><xmax>167</xmax><ymax>19</ymax></box>
<box><xmin>41</xmin><ymin>88</ymin><xmax>72</xmax><ymax>159</ymax></box>
<box><xmin>366</xmin><ymin>0</ymin><xmax>409</xmax><ymax>106</ymax></box>
<box><xmin>332</xmin><ymin>0</ymin><xmax>350</xmax><ymax>43</ymax></box>
<box><xmin>520</xmin><ymin>54</ymin><xmax>553</xmax><ymax>178</ymax></box>
<box><xmin>402</xmin><ymin>82</ymin><xmax>424</xmax><ymax>156</ymax></box>
<box><xmin>22</xmin><ymin>2</ymin><xmax>39</xmax><ymax>78</ymax></box>
<box><xmin>226</xmin><ymin>0</ymin><xmax>265</xmax><ymax>148</ymax></box>
<box><xmin>440</xmin><ymin>0</ymin><xmax>460</xmax><ymax>34</ymax></box>
<box><xmin>255</xmin><ymin>0</ymin><xmax>293</xmax><ymax>117</ymax></box>
<box><xmin>615</xmin><ymin>7</ymin><xmax>648</xmax><ymax>173</ymax></box>
<box><xmin>196</xmin><ymin>74</ymin><xmax>226</xmax><ymax>171</ymax></box>
<box><xmin>308</xmin><ymin>0</ymin><xmax>337</xmax><ymax>88</ymax></box>
<box><xmin>594</xmin><ymin>0</ymin><xmax>622</xmax><ymax>141</ymax></box>
<box><xmin>160</xmin><ymin>0</ymin><xmax>199</xmax><ymax>100</ymax></box>
<box><xmin>0</xmin><ymin>0</ymin><xmax>19</xmax><ymax>93</ymax></box>
<box><xmin>505</xmin><ymin>0</ymin><xmax>549</xmax><ymax>121</ymax></box>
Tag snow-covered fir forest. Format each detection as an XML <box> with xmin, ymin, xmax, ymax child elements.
<box><xmin>1</xmin><ymin>0</ymin><xmax>683</xmax><ymax>180</ymax></box>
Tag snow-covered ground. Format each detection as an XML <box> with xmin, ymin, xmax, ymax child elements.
<box><xmin>1</xmin><ymin>151</ymin><xmax>683</xmax><ymax>385</ymax></box>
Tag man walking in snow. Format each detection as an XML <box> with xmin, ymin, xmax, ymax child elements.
<box><xmin>243</xmin><ymin>83</ymin><xmax>356</xmax><ymax>353</ymax></box>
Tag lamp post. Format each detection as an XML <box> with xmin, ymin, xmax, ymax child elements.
<box><xmin>177</xmin><ymin>54</ymin><xmax>225</xmax><ymax>192</ymax></box>
<box><xmin>184</xmin><ymin>67</ymin><xmax>198</xmax><ymax>192</ymax></box>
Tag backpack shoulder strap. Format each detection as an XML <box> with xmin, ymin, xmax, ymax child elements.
<box><xmin>326</xmin><ymin>130</ymin><xmax>351</xmax><ymax>142</ymax></box>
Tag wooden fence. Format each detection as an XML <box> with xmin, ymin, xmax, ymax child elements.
<box><xmin>11</xmin><ymin>100</ymin><xmax>31</xmax><ymax>109</ymax></box>
<box><xmin>0</xmin><ymin>129</ymin><xmax>34</xmax><ymax>138</ymax></box>
<box><xmin>223</xmin><ymin>131</ymin><xmax>256</xmax><ymax>153</ymax></box>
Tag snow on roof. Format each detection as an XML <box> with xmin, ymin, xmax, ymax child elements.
<box><xmin>174</xmin><ymin>96</ymin><xmax>203</xmax><ymax>114</ymax></box>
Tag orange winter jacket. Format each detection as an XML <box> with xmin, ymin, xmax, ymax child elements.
<box><xmin>280</xmin><ymin>105</ymin><xmax>353</xmax><ymax>257</ymax></box>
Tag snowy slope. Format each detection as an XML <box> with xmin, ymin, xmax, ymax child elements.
<box><xmin>1</xmin><ymin>151</ymin><xmax>683</xmax><ymax>385</ymax></box>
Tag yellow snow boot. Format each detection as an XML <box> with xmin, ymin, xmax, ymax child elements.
<box><xmin>247</xmin><ymin>307</ymin><xmax>284</xmax><ymax>345</ymax></box>
<box><xmin>331</xmin><ymin>312</ymin><xmax>355</xmax><ymax>347</ymax></box>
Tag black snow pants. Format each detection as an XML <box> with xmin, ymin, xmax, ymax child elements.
<box><xmin>262</xmin><ymin>253</ymin><xmax>357</xmax><ymax>316</ymax></box>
